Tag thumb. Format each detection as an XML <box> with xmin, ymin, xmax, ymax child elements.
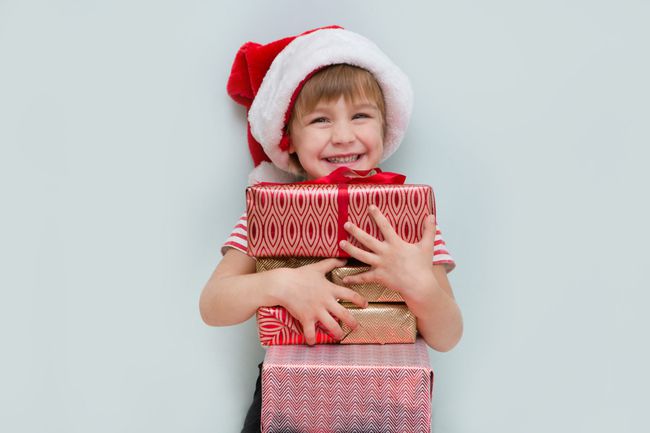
<box><xmin>420</xmin><ymin>214</ymin><xmax>437</xmax><ymax>247</ymax></box>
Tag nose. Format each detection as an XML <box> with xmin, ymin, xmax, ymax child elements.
<box><xmin>331</xmin><ymin>121</ymin><xmax>355</xmax><ymax>145</ymax></box>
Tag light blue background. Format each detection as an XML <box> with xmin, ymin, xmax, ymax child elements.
<box><xmin>1</xmin><ymin>1</ymin><xmax>648</xmax><ymax>432</ymax></box>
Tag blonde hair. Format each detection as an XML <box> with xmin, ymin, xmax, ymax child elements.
<box><xmin>286</xmin><ymin>64</ymin><xmax>386</xmax><ymax>175</ymax></box>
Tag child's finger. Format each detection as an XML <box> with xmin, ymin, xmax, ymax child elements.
<box><xmin>302</xmin><ymin>320</ymin><xmax>317</xmax><ymax>346</ymax></box>
<box><xmin>342</xmin><ymin>269</ymin><xmax>377</xmax><ymax>286</ymax></box>
<box><xmin>318</xmin><ymin>312</ymin><xmax>344</xmax><ymax>341</ymax></box>
<box><xmin>332</xmin><ymin>285</ymin><xmax>368</xmax><ymax>309</ymax></box>
<box><xmin>419</xmin><ymin>214</ymin><xmax>437</xmax><ymax>248</ymax></box>
<box><xmin>328</xmin><ymin>302</ymin><xmax>359</xmax><ymax>331</ymax></box>
<box><xmin>309</xmin><ymin>258</ymin><xmax>347</xmax><ymax>274</ymax></box>
<box><xmin>343</xmin><ymin>221</ymin><xmax>383</xmax><ymax>252</ymax></box>
<box><xmin>339</xmin><ymin>240</ymin><xmax>379</xmax><ymax>266</ymax></box>
<box><xmin>368</xmin><ymin>205</ymin><xmax>399</xmax><ymax>243</ymax></box>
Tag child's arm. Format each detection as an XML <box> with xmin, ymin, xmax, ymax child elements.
<box><xmin>199</xmin><ymin>249</ymin><xmax>368</xmax><ymax>344</ymax></box>
<box><xmin>339</xmin><ymin>205</ymin><xmax>463</xmax><ymax>352</ymax></box>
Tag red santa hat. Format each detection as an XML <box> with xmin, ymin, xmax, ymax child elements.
<box><xmin>227</xmin><ymin>25</ymin><xmax>413</xmax><ymax>184</ymax></box>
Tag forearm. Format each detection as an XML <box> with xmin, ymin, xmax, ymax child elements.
<box><xmin>199</xmin><ymin>270</ymin><xmax>282</xmax><ymax>327</ymax></box>
<box><xmin>405</xmin><ymin>273</ymin><xmax>463</xmax><ymax>352</ymax></box>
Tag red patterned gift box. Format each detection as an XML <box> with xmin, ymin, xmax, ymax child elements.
<box><xmin>246</xmin><ymin>168</ymin><xmax>435</xmax><ymax>258</ymax></box>
<box><xmin>261</xmin><ymin>338</ymin><xmax>433</xmax><ymax>433</ymax></box>
<box><xmin>257</xmin><ymin>304</ymin><xmax>416</xmax><ymax>346</ymax></box>
<box><xmin>257</xmin><ymin>306</ymin><xmax>337</xmax><ymax>346</ymax></box>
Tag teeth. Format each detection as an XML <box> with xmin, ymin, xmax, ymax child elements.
<box><xmin>327</xmin><ymin>155</ymin><xmax>360</xmax><ymax>163</ymax></box>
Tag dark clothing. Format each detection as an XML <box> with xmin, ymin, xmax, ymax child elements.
<box><xmin>241</xmin><ymin>363</ymin><xmax>263</xmax><ymax>433</ymax></box>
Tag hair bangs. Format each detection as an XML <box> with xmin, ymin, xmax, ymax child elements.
<box><xmin>290</xmin><ymin>64</ymin><xmax>386</xmax><ymax>127</ymax></box>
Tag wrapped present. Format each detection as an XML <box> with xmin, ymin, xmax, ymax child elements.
<box><xmin>255</xmin><ymin>257</ymin><xmax>322</xmax><ymax>273</ymax></box>
<box><xmin>246</xmin><ymin>168</ymin><xmax>435</xmax><ymax>257</ymax></box>
<box><xmin>257</xmin><ymin>304</ymin><xmax>416</xmax><ymax>346</ymax></box>
<box><xmin>331</xmin><ymin>266</ymin><xmax>404</xmax><ymax>302</ymax></box>
<box><xmin>261</xmin><ymin>338</ymin><xmax>433</xmax><ymax>433</ymax></box>
<box><xmin>339</xmin><ymin>303</ymin><xmax>416</xmax><ymax>344</ymax></box>
<box><xmin>257</xmin><ymin>306</ymin><xmax>337</xmax><ymax>346</ymax></box>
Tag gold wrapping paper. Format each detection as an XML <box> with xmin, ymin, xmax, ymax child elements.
<box><xmin>339</xmin><ymin>303</ymin><xmax>416</xmax><ymax>344</ymax></box>
<box><xmin>256</xmin><ymin>257</ymin><xmax>323</xmax><ymax>273</ymax></box>
<box><xmin>331</xmin><ymin>267</ymin><xmax>403</xmax><ymax>302</ymax></box>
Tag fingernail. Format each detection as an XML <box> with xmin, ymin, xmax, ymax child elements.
<box><xmin>369</xmin><ymin>205</ymin><xmax>376</xmax><ymax>211</ymax></box>
<box><xmin>344</xmin><ymin>222</ymin><xmax>351</xmax><ymax>230</ymax></box>
<box><xmin>339</xmin><ymin>240</ymin><xmax>346</xmax><ymax>247</ymax></box>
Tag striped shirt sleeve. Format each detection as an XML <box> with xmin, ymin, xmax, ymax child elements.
<box><xmin>221</xmin><ymin>212</ymin><xmax>249</xmax><ymax>256</ymax></box>
<box><xmin>221</xmin><ymin>212</ymin><xmax>456</xmax><ymax>272</ymax></box>
<box><xmin>433</xmin><ymin>225</ymin><xmax>456</xmax><ymax>273</ymax></box>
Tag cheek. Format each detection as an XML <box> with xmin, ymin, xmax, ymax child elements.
<box><xmin>293</xmin><ymin>141</ymin><xmax>326</xmax><ymax>169</ymax></box>
<box><xmin>360</xmin><ymin>126</ymin><xmax>384</xmax><ymax>150</ymax></box>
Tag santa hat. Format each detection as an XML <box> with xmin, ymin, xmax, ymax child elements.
<box><xmin>226</xmin><ymin>25</ymin><xmax>413</xmax><ymax>184</ymax></box>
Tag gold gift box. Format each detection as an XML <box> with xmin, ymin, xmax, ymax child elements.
<box><xmin>256</xmin><ymin>258</ymin><xmax>416</xmax><ymax>344</ymax></box>
<box><xmin>339</xmin><ymin>303</ymin><xmax>416</xmax><ymax>344</ymax></box>
<box><xmin>256</xmin><ymin>257</ymin><xmax>323</xmax><ymax>273</ymax></box>
<box><xmin>331</xmin><ymin>266</ymin><xmax>403</xmax><ymax>302</ymax></box>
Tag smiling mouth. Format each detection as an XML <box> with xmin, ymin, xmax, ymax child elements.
<box><xmin>325</xmin><ymin>154</ymin><xmax>361</xmax><ymax>164</ymax></box>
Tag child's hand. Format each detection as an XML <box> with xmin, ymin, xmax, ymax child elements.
<box><xmin>339</xmin><ymin>205</ymin><xmax>440</xmax><ymax>315</ymax></box>
<box><xmin>273</xmin><ymin>258</ymin><xmax>369</xmax><ymax>345</ymax></box>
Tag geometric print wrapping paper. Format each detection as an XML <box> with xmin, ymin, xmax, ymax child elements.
<box><xmin>256</xmin><ymin>257</ymin><xmax>324</xmax><ymax>272</ymax></box>
<box><xmin>261</xmin><ymin>338</ymin><xmax>433</xmax><ymax>433</ymax></box>
<box><xmin>330</xmin><ymin>266</ymin><xmax>403</xmax><ymax>302</ymax></box>
<box><xmin>257</xmin><ymin>306</ymin><xmax>338</xmax><ymax>346</ymax></box>
<box><xmin>257</xmin><ymin>304</ymin><xmax>416</xmax><ymax>346</ymax></box>
<box><xmin>247</xmin><ymin>183</ymin><xmax>434</xmax><ymax>258</ymax></box>
<box><xmin>338</xmin><ymin>303</ymin><xmax>416</xmax><ymax>344</ymax></box>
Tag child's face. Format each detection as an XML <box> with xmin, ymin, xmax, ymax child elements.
<box><xmin>289</xmin><ymin>96</ymin><xmax>384</xmax><ymax>179</ymax></box>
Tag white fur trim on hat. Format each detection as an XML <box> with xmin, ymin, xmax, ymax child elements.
<box><xmin>248</xmin><ymin>28</ymin><xmax>413</xmax><ymax>172</ymax></box>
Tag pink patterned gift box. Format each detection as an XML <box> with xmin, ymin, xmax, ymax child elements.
<box><xmin>261</xmin><ymin>338</ymin><xmax>433</xmax><ymax>433</ymax></box>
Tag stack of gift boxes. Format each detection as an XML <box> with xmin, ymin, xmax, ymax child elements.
<box><xmin>247</xmin><ymin>170</ymin><xmax>435</xmax><ymax>433</ymax></box>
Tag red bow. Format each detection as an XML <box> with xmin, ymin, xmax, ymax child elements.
<box><xmin>298</xmin><ymin>167</ymin><xmax>406</xmax><ymax>185</ymax></box>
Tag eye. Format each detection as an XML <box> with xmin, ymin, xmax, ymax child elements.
<box><xmin>353</xmin><ymin>112</ymin><xmax>371</xmax><ymax>120</ymax></box>
<box><xmin>310</xmin><ymin>116</ymin><xmax>329</xmax><ymax>124</ymax></box>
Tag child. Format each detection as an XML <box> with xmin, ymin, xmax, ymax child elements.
<box><xmin>200</xmin><ymin>26</ymin><xmax>463</xmax><ymax>432</ymax></box>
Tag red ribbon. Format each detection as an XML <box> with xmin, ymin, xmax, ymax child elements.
<box><xmin>303</xmin><ymin>168</ymin><xmax>406</xmax><ymax>256</ymax></box>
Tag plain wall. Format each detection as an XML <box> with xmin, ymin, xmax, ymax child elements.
<box><xmin>1</xmin><ymin>1</ymin><xmax>649</xmax><ymax>432</ymax></box>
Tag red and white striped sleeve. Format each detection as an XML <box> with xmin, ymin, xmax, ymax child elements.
<box><xmin>221</xmin><ymin>212</ymin><xmax>456</xmax><ymax>272</ymax></box>
<box><xmin>433</xmin><ymin>225</ymin><xmax>456</xmax><ymax>273</ymax></box>
<box><xmin>221</xmin><ymin>212</ymin><xmax>249</xmax><ymax>256</ymax></box>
